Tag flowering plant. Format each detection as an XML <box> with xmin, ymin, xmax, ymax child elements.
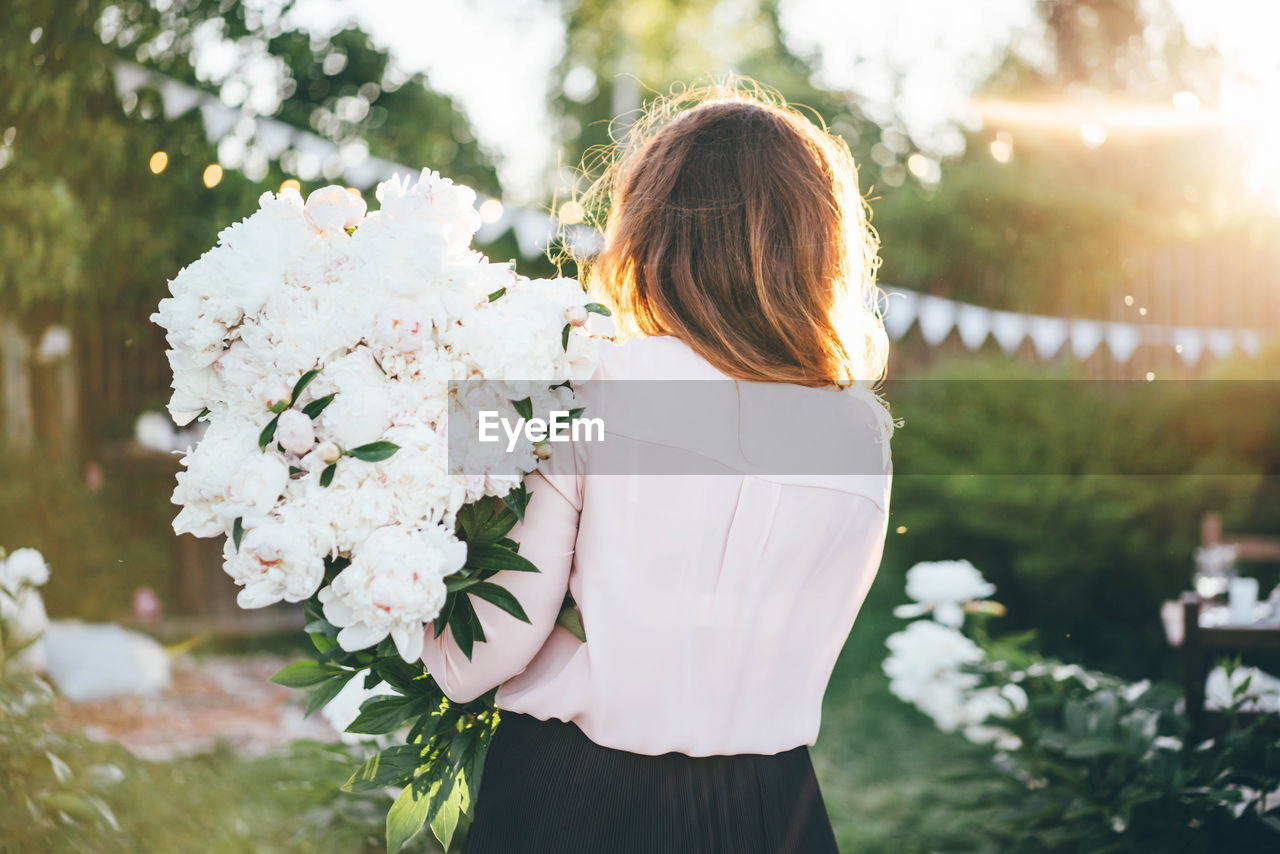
<box><xmin>0</xmin><ymin>547</ymin><xmax>51</xmax><ymax>675</ymax></box>
<box><xmin>884</xmin><ymin>559</ymin><xmax>1280</xmax><ymax>851</ymax></box>
<box><xmin>153</xmin><ymin>172</ymin><xmax>607</xmax><ymax>852</ymax></box>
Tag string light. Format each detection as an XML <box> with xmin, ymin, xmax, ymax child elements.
<box><xmin>1145</xmin><ymin>372</ymin><xmax>1156</xmax><ymax>381</ymax></box>
<box><xmin>149</xmin><ymin>151</ymin><xmax>168</xmax><ymax>174</ymax></box>
<box><xmin>1080</xmin><ymin>123</ymin><xmax>1108</xmax><ymax>148</ymax></box>
<box><xmin>557</xmin><ymin>200</ymin><xmax>585</xmax><ymax>224</ymax></box>
<box><xmin>478</xmin><ymin>198</ymin><xmax>504</xmax><ymax>224</ymax></box>
<box><xmin>202</xmin><ymin>163</ymin><xmax>223</xmax><ymax>188</ymax></box>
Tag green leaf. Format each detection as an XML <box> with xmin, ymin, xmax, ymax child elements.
<box><xmin>269</xmin><ymin>660</ymin><xmax>345</xmax><ymax>688</ymax></box>
<box><xmin>82</xmin><ymin>795</ymin><xmax>120</xmax><ymax>833</ymax></box>
<box><xmin>487</xmin><ymin>287</ymin><xmax>506</xmax><ymax>302</ymax></box>
<box><xmin>448</xmin><ymin>597</ymin><xmax>476</xmax><ymax>661</ymax></box>
<box><xmin>584</xmin><ymin>302</ymin><xmax>611</xmax><ymax>317</ymax></box>
<box><xmin>468</xmin><ymin>582</ymin><xmax>530</xmax><ymax>623</ymax></box>
<box><xmin>291</xmin><ymin>368</ymin><xmax>321</xmax><ymax>403</ymax></box>
<box><xmin>320</xmin><ymin>462</ymin><xmax>337</xmax><ymax>487</ymax></box>
<box><xmin>349</xmin><ymin>441</ymin><xmax>400</xmax><ymax>462</ymax></box>
<box><xmin>433</xmin><ymin>598</ymin><xmax>456</xmax><ymax>640</ymax></box>
<box><xmin>1063</xmin><ymin>736</ymin><xmax>1121</xmax><ymax>759</ymax></box>
<box><xmin>445</xmin><ymin>575</ymin><xmax>479</xmax><ymax>593</ymax></box>
<box><xmin>343</xmin><ymin>744</ymin><xmax>424</xmax><ymax>793</ymax></box>
<box><xmin>500</xmin><ymin>483</ymin><xmax>529</xmax><ymax>522</ymax></box>
<box><xmin>386</xmin><ymin>781</ymin><xmax>431</xmax><ymax>854</ymax></box>
<box><xmin>468</xmin><ymin>600</ymin><xmax>487</xmax><ymax>645</ymax></box>
<box><xmin>232</xmin><ymin>517</ymin><xmax>244</xmax><ymax>551</ymax></box>
<box><xmin>556</xmin><ymin>601</ymin><xmax>587</xmax><ymax>642</ymax></box>
<box><xmin>309</xmin><ymin>632</ymin><xmax>338</xmax><ymax>655</ymax></box>
<box><xmin>429</xmin><ymin>775</ymin><xmax>467</xmax><ymax>853</ymax></box>
<box><xmin>268</xmin><ymin>399</ymin><xmax>289</xmax><ymax>415</ymax></box>
<box><xmin>455</xmin><ymin>498</ymin><xmax>517</xmax><ymax>546</ymax></box>
<box><xmin>373</xmin><ymin>657</ymin><xmax>430</xmax><ymax>693</ymax></box>
<box><xmin>465</xmin><ymin>543</ymin><xmax>539</xmax><ymax>574</ymax></box>
<box><xmin>258</xmin><ymin>414</ymin><xmax>280</xmax><ymax>450</ymax></box>
<box><xmin>302</xmin><ymin>393</ymin><xmax>337</xmax><ymax>418</ymax></box>
<box><xmin>46</xmin><ymin>752</ymin><xmax>72</xmax><ymax>785</ymax></box>
<box><xmin>512</xmin><ymin>397</ymin><xmax>533</xmax><ymax>421</ymax></box>
<box><xmin>561</xmin><ymin>323</ymin><xmax>571</xmax><ymax>351</ymax></box>
<box><xmin>304</xmin><ymin>670</ymin><xmax>358</xmax><ymax>717</ymax></box>
<box><xmin>347</xmin><ymin>694</ymin><xmax>423</xmax><ymax>735</ymax></box>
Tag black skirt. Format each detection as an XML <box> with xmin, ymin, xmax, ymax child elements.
<box><xmin>463</xmin><ymin>712</ymin><xmax>840</xmax><ymax>854</ymax></box>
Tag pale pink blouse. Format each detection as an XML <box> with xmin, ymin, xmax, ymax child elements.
<box><xmin>420</xmin><ymin>335</ymin><xmax>892</xmax><ymax>757</ymax></box>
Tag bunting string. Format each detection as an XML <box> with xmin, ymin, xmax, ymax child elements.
<box><xmin>113</xmin><ymin>61</ymin><xmax>1272</xmax><ymax>366</ymax></box>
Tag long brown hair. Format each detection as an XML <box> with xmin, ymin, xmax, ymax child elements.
<box><xmin>567</xmin><ymin>78</ymin><xmax>888</xmax><ymax>387</ymax></box>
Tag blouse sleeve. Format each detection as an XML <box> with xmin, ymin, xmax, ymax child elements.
<box><xmin>419</xmin><ymin>464</ymin><xmax>583</xmax><ymax>704</ymax></box>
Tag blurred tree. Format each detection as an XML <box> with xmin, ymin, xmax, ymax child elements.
<box><xmin>0</xmin><ymin>0</ymin><xmax>500</xmax><ymax>445</ymax></box>
<box><xmin>867</xmin><ymin>0</ymin><xmax>1275</xmax><ymax>316</ymax></box>
<box><xmin>545</xmin><ymin>0</ymin><xmax>883</xmax><ymax>279</ymax></box>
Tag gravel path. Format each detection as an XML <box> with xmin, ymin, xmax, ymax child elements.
<box><xmin>53</xmin><ymin>654</ymin><xmax>340</xmax><ymax>761</ymax></box>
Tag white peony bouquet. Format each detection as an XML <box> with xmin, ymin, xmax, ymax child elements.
<box><xmin>153</xmin><ymin>171</ymin><xmax>607</xmax><ymax>852</ymax></box>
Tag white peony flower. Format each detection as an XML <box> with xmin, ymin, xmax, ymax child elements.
<box><xmin>319</xmin><ymin>524</ymin><xmax>466</xmax><ymax>662</ymax></box>
<box><xmin>154</xmin><ymin>166</ymin><xmax>602</xmax><ymax>653</ymax></box>
<box><xmin>321</xmin><ymin>675</ymin><xmax>399</xmax><ymax>745</ymax></box>
<box><xmin>0</xmin><ymin>586</ymin><xmax>49</xmax><ymax>671</ymax></box>
<box><xmin>1</xmin><ymin>548</ymin><xmax>50</xmax><ymax>593</ymax></box>
<box><xmin>135</xmin><ymin>411</ymin><xmax>178</xmax><ymax>453</ymax></box>
<box><xmin>305</xmin><ymin>185</ymin><xmax>368</xmax><ymax>235</ymax></box>
<box><xmin>258</xmin><ymin>380</ymin><xmax>292</xmax><ymax>411</ymax></box>
<box><xmin>275</xmin><ymin>410</ymin><xmax>315</xmax><ymax>456</ymax></box>
<box><xmin>376</xmin><ymin>299</ymin><xmax>431</xmax><ymax>352</ymax></box>
<box><xmin>883</xmin><ymin>619</ymin><xmax>985</xmax><ymax>708</ymax></box>
<box><xmin>893</xmin><ymin>559</ymin><xmax>997</xmax><ymax>628</ymax></box>
<box><xmin>313</xmin><ymin>349</ymin><xmax>394</xmax><ymax>449</ymax></box>
<box><xmin>1205</xmin><ymin>665</ymin><xmax>1280</xmax><ymax>713</ymax></box>
<box><xmin>222</xmin><ymin>521</ymin><xmax>326</xmax><ymax>609</ymax></box>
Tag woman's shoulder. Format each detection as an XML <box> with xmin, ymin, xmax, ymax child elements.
<box><xmin>588</xmin><ymin>335</ymin><xmax>726</xmax><ymax>382</ymax></box>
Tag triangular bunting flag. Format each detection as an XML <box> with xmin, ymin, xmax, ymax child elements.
<box><xmin>990</xmin><ymin>311</ymin><xmax>1027</xmax><ymax>354</ymax></box>
<box><xmin>513</xmin><ymin>210</ymin><xmax>556</xmax><ymax>256</ymax></box>
<box><xmin>1028</xmin><ymin>315</ymin><xmax>1069</xmax><ymax>359</ymax></box>
<box><xmin>1173</xmin><ymin>328</ymin><xmax>1204</xmax><ymax>366</ymax></box>
<box><xmin>1104</xmin><ymin>323</ymin><xmax>1140</xmax><ymax>363</ymax></box>
<box><xmin>881</xmin><ymin>290</ymin><xmax>917</xmax><ymax>340</ymax></box>
<box><xmin>955</xmin><ymin>303</ymin><xmax>991</xmax><ymax>351</ymax></box>
<box><xmin>159</xmin><ymin>78</ymin><xmax>203</xmax><ymax>118</ymax></box>
<box><xmin>112</xmin><ymin>62</ymin><xmax>150</xmax><ymax>101</ymax></box>
<box><xmin>1069</xmin><ymin>320</ymin><xmax>1103</xmax><ymax>360</ymax></box>
<box><xmin>199</xmin><ymin>101</ymin><xmax>239</xmax><ymax>143</ymax></box>
<box><xmin>254</xmin><ymin>118</ymin><xmax>295</xmax><ymax>159</ymax></box>
<box><xmin>917</xmin><ymin>296</ymin><xmax>957</xmax><ymax>346</ymax></box>
<box><xmin>1206</xmin><ymin>329</ymin><xmax>1235</xmax><ymax>359</ymax></box>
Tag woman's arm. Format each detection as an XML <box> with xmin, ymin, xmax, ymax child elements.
<box><xmin>420</xmin><ymin>469</ymin><xmax>581</xmax><ymax>703</ymax></box>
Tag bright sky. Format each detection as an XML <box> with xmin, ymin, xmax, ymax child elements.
<box><xmin>269</xmin><ymin>0</ymin><xmax>1277</xmax><ymax>205</ymax></box>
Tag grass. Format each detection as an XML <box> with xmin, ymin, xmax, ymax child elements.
<box><xmin>5</xmin><ymin>537</ymin><xmax>987</xmax><ymax>854</ymax></box>
<box><xmin>814</xmin><ymin>546</ymin><xmax>996</xmax><ymax>853</ymax></box>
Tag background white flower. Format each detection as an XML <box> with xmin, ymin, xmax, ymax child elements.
<box><xmin>893</xmin><ymin>559</ymin><xmax>998</xmax><ymax>627</ymax></box>
<box><xmin>0</xmin><ymin>548</ymin><xmax>50</xmax><ymax>593</ymax></box>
